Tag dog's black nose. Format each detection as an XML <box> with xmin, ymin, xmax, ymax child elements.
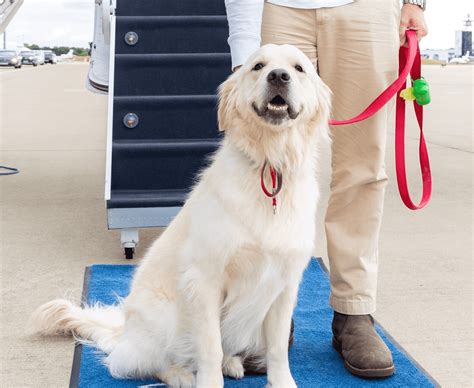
<box><xmin>267</xmin><ymin>69</ymin><xmax>291</xmax><ymax>86</ymax></box>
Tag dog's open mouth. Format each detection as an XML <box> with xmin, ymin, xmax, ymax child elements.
<box><xmin>267</xmin><ymin>95</ymin><xmax>288</xmax><ymax>112</ymax></box>
<box><xmin>252</xmin><ymin>94</ymin><xmax>299</xmax><ymax>125</ymax></box>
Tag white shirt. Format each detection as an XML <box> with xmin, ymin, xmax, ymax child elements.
<box><xmin>225</xmin><ymin>0</ymin><xmax>354</xmax><ymax>69</ymax></box>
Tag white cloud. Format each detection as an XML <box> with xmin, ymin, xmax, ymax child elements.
<box><xmin>2</xmin><ymin>0</ymin><xmax>474</xmax><ymax>50</ymax></box>
<box><xmin>421</xmin><ymin>1</ymin><xmax>473</xmax><ymax>49</ymax></box>
<box><xmin>4</xmin><ymin>0</ymin><xmax>94</xmax><ymax>48</ymax></box>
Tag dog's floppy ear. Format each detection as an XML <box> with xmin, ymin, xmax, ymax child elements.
<box><xmin>217</xmin><ymin>74</ymin><xmax>237</xmax><ymax>132</ymax></box>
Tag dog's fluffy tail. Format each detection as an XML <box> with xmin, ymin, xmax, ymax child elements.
<box><xmin>29</xmin><ymin>299</ymin><xmax>124</xmax><ymax>353</ymax></box>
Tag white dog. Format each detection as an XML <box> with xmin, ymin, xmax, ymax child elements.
<box><xmin>31</xmin><ymin>44</ymin><xmax>331</xmax><ymax>388</ymax></box>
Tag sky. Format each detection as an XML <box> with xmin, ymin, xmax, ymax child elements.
<box><xmin>2</xmin><ymin>0</ymin><xmax>474</xmax><ymax>49</ymax></box>
<box><xmin>3</xmin><ymin>0</ymin><xmax>94</xmax><ymax>48</ymax></box>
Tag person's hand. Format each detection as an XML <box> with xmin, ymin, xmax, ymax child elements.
<box><xmin>399</xmin><ymin>4</ymin><xmax>428</xmax><ymax>47</ymax></box>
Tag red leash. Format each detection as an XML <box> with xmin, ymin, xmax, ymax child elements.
<box><xmin>261</xmin><ymin>30</ymin><xmax>431</xmax><ymax>211</ymax></box>
<box><xmin>328</xmin><ymin>30</ymin><xmax>432</xmax><ymax>210</ymax></box>
<box><xmin>260</xmin><ymin>161</ymin><xmax>283</xmax><ymax>214</ymax></box>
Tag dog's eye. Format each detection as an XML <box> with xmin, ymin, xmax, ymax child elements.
<box><xmin>294</xmin><ymin>64</ymin><xmax>304</xmax><ymax>73</ymax></box>
<box><xmin>252</xmin><ymin>63</ymin><xmax>265</xmax><ymax>71</ymax></box>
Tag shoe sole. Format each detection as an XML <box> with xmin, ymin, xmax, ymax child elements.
<box><xmin>332</xmin><ymin>337</ymin><xmax>395</xmax><ymax>378</ymax></box>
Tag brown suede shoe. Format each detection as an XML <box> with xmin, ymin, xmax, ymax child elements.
<box><xmin>332</xmin><ymin>312</ymin><xmax>395</xmax><ymax>378</ymax></box>
<box><xmin>243</xmin><ymin>319</ymin><xmax>295</xmax><ymax>375</ymax></box>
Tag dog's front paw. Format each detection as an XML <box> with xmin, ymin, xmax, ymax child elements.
<box><xmin>158</xmin><ymin>367</ymin><xmax>196</xmax><ymax>388</ymax></box>
<box><xmin>223</xmin><ymin>356</ymin><xmax>245</xmax><ymax>379</ymax></box>
<box><xmin>266</xmin><ymin>375</ymin><xmax>297</xmax><ymax>388</ymax></box>
<box><xmin>196</xmin><ymin>372</ymin><xmax>224</xmax><ymax>388</ymax></box>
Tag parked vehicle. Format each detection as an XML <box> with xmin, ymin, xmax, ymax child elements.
<box><xmin>58</xmin><ymin>49</ymin><xmax>74</xmax><ymax>62</ymax></box>
<box><xmin>44</xmin><ymin>50</ymin><xmax>57</xmax><ymax>64</ymax></box>
<box><xmin>0</xmin><ymin>50</ymin><xmax>22</xmax><ymax>68</ymax></box>
<box><xmin>20</xmin><ymin>50</ymin><xmax>38</xmax><ymax>66</ymax></box>
<box><xmin>33</xmin><ymin>50</ymin><xmax>45</xmax><ymax>65</ymax></box>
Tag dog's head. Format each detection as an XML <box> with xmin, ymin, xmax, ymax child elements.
<box><xmin>218</xmin><ymin>44</ymin><xmax>331</xmax><ymax>136</ymax></box>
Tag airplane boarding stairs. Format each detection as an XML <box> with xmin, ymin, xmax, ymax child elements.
<box><xmin>106</xmin><ymin>0</ymin><xmax>231</xmax><ymax>258</ymax></box>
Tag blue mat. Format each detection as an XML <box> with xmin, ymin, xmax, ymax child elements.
<box><xmin>72</xmin><ymin>259</ymin><xmax>438</xmax><ymax>388</ymax></box>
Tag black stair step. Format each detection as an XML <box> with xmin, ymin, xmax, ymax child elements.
<box><xmin>114</xmin><ymin>53</ymin><xmax>231</xmax><ymax>96</ymax></box>
<box><xmin>116</xmin><ymin>16</ymin><xmax>229</xmax><ymax>54</ymax></box>
<box><xmin>111</xmin><ymin>139</ymin><xmax>220</xmax><ymax>191</ymax></box>
<box><xmin>113</xmin><ymin>139</ymin><xmax>219</xmax><ymax>154</ymax></box>
<box><xmin>108</xmin><ymin>189</ymin><xmax>188</xmax><ymax>208</ymax></box>
<box><xmin>113</xmin><ymin>95</ymin><xmax>220</xmax><ymax>140</ymax></box>
<box><xmin>116</xmin><ymin>0</ymin><xmax>226</xmax><ymax>17</ymax></box>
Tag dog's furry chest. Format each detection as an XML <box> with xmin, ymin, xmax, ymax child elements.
<box><xmin>223</xmin><ymin>246</ymin><xmax>288</xmax><ymax>304</ymax></box>
<box><xmin>218</xmin><ymin>245</ymin><xmax>308</xmax><ymax>356</ymax></box>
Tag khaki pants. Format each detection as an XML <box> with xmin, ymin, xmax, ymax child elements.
<box><xmin>261</xmin><ymin>0</ymin><xmax>400</xmax><ymax>314</ymax></box>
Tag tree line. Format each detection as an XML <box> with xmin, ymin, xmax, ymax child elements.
<box><xmin>24</xmin><ymin>44</ymin><xmax>90</xmax><ymax>57</ymax></box>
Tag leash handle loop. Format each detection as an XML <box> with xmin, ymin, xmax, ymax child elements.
<box><xmin>395</xmin><ymin>32</ymin><xmax>432</xmax><ymax>210</ymax></box>
<box><xmin>328</xmin><ymin>30</ymin><xmax>432</xmax><ymax>210</ymax></box>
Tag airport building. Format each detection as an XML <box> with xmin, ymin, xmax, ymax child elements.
<box><xmin>421</xmin><ymin>48</ymin><xmax>455</xmax><ymax>62</ymax></box>
<box><xmin>455</xmin><ymin>30</ymin><xmax>472</xmax><ymax>57</ymax></box>
<box><xmin>454</xmin><ymin>14</ymin><xmax>472</xmax><ymax>57</ymax></box>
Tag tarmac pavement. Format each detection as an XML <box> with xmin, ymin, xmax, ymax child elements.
<box><xmin>0</xmin><ymin>62</ymin><xmax>472</xmax><ymax>387</ymax></box>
